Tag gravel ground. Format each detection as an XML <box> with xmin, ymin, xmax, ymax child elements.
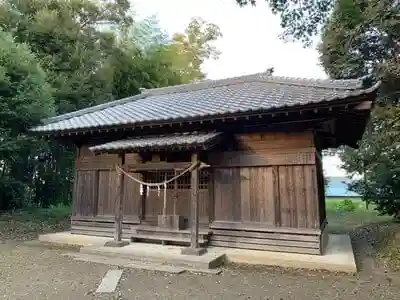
<box><xmin>1</xmin><ymin>231</ymin><xmax>400</xmax><ymax>300</ymax></box>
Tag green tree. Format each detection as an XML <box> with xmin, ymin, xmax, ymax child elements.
<box><xmin>0</xmin><ymin>0</ymin><xmax>133</xmax><ymax>114</ymax></box>
<box><xmin>0</xmin><ymin>29</ymin><xmax>54</xmax><ymax>210</ymax></box>
<box><xmin>0</xmin><ymin>0</ymin><xmax>135</xmax><ymax>208</ymax></box>
<box><xmin>157</xmin><ymin>17</ymin><xmax>222</xmax><ymax>82</ymax></box>
<box><xmin>319</xmin><ymin>0</ymin><xmax>400</xmax><ymax>218</ymax></box>
<box><xmin>235</xmin><ymin>0</ymin><xmax>334</xmax><ymax>45</ymax></box>
<box><xmin>0</xmin><ymin>0</ymin><xmax>222</xmax><ymax>209</ymax></box>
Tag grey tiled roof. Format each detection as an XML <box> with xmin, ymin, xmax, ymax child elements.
<box><xmin>31</xmin><ymin>72</ymin><xmax>380</xmax><ymax>134</ymax></box>
<box><xmin>89</xmin><ymin>132</ymin><xmax>222</xmax><ymax>153</ymax></box>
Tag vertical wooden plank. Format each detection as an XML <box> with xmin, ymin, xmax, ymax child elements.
<box><xmin>108</xmin><ymin>170</ymin><xmax>117</xmax><ymax>215</ymax></box>
<box><xmin>92</xmin><ymin>170</ymin><xmax>99</xmax><ymax>217</ymax></box>
<box><xmin>97</xmin><ymin>171</ymin><xmax>106</xmax><ymax>215</ymax></box>
<box><xmin>295</xmin><ymin>166</ymin><xmax>307</xmax><ymax>228</ymax></box>
<box><xmin>173</xmin><ymin>170</ymin><xmax>178</xmax><ymax>216</ymax></box>
<box><xmin>249</xmin><ymin>168</ymin><xmax>256</xmax><ymax>222</ymax></box>
<box><xmin>259</xmin><ymin>167</ymin><xmax>267</xmax><ymax>223</ymax></box>
<box><xmin>123</xmin><ymin>154</ymin><xmax>141</xmax><ymax>220</ymax></box>
<box><xmin>272</xmin><ymin>166</ymin><xmax>280</xmax><ymax>227</ymax></box>
<box><xmin>304</xmin><ymin>165</ymin><xmax>317</xmax><ymax>229</ymax></box>
<box><xmin>311</xmin><ymin>164</ymin><xmax>320</xmax><ymax>228</ymax></box>
<box><xmin>208</xmin><ymin>169</ymin><xmax>214</xmax><ymax>223</ymax></box>
<box><xmin>288</xmin><ymin>166</ymin><xmax>297</xmax><ymax>227</ymax></box>
<box><xmin>72</xmin><ymin>170</ymin><xmax>79</xmax><ymax>216</ymax></box>
<box><xmin>250</xmin><ymin>167</ymin><xmax>263</xmax><ymax>222</ymax></box>
<box><xmin>240</xmin><ymin>168</ymin><xmax>251</xmax><ymax>222</ymax></box>
<box><xmin>84</xmin><ymin>171</ymin><xmax>91</xmax><ymax>215</ymax></box>
<box><xmin>214</xmin><ymin>168</ymin><xmax>234</xmax><ymax>221</ymax></box>
<box><xmin>316</xmin><ymin>154</ymin><xmax>326</xmax><ymax>225</ymax></box>
<box><xmin>264</xmin><ymin>167</ymin><xmax>275</xmax><ymax>225</ymax></box>
<box><xmin>279</xmin><ymin>166</ymin><xmax>290</xmax><ymax>227</ymax></box>
<box><xmin>231</xmin><ymin>168</ymin><xmax>241</xmax><ymax>222</ymax></box>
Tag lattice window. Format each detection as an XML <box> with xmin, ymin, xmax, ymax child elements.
<box><xmin>199</xmin><ymin>171</ymin><xmax>209</xmax><ymax>189</ymax></box>
<box><xmin>145</xmin><ymin>171</ymin><xmax>174</xmax><ymax>189</ymax></box>
<box><xmin>177</xmin><ymin>172</ymin><xmax>190</xmax><ymax>189</ymax></box>
<box><xmin>143</xmin><ymin>170</ymin><xmax>209</xmax><ymax>190</ymax></box>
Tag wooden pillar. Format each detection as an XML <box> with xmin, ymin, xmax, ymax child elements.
<box><xmin>181</xmin><ymin>152</ymin><xmax>207</xmax><ymax>256</ymax></box>
<box><xmin>190</xmin><ymin>152</ymin><xmax>200</xmax><ymax>248</ymax></box>
<box><xmin>105</xmin><ymin>152</ymin><xmax>129</xmax><ymax>247</ymax></box>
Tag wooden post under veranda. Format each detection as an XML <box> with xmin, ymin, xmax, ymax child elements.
<box><xmin>105</xmin><ymin>152</ymin><xmax>129</xmax><ymax>247</ymax></box>
<box><xmin>181</xmin><ymin>152</ymin><xmax>207</xmax><ymax>256</ymax></box>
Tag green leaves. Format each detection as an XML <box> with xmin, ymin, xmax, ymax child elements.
<box><xmin>235</xmin><ymin>0</ymin><xmax>334</xmax><ymax>45</ymax></box>
<box><xmin>320</xmin><ymin>0</ymin><xmax>400</xmax><ymax>217</ymax></box>
<box><xmin>0</xmin><ymin>29</ymin><xmax>54</xmax><ymax>210</ymax></box>
<box><xmin>0</xmin><ymin>0</ymin><xmax>223</xmax><ymax>211</ymax></box>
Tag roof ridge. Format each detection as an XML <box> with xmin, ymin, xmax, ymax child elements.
<box><xmin>143</xmin><ymin>72</ymin><xmax>364</xmax><ymax>97</ymax></box>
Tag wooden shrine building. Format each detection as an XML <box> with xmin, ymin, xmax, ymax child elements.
<box><xmin>30</xmin><ymin>73</ymin><xmax>380</xmax><ymax>255</ymax></box>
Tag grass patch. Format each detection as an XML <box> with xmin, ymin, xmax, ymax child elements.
<box><xmin>326</xmin><ymin>198</ymin><xmax>400</xmax><ymax>272</ymax></box>
<box><xmin>0</xmin><ymin>204</ymin><xmax>71</xmax><ymax>241</ymax></box>
<box><xmin>326</xmin><ymin>199</ymin><xmax>392</xmax><ymax>233</ymax></box>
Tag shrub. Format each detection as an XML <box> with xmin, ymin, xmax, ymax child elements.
<box><xmin>335</xmin><ymin>199</ymin><xmax>356</xmax><ymax>212</ymax></box>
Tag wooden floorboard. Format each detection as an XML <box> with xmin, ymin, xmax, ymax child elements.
<box><xmin>210</xmin><ymin>241</ymin><xmax>321</xmax><ymax>255</ymax></box>
<box><xmin>211</xmin><ymin>229</ymin><xmax>319</xmax><ymax>242</ymax></box>
<box><xmin>210</xmin><ymin>221</ymin><xmax>321</xmax><ymax>235</ymax></box>
<box><xmin>210</xmin><ymin>235</ymin><xmax>319</xmax><ymax>249</ymax></box>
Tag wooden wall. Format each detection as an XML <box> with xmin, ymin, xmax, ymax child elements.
<box><xmin>212</xmin><ymin>165</ymin><xmax>319</xmax><ymax>228</ymax></box>
<box><xmin>72</xmin><ymin>147</ymin><xmax>142</xmax><ymax>224</ymax></box>
<box><xmin>71</xmin><ymin>131</ymin><xmax>327</xmax><ymax>254</ymax></box>
<box><xmin>72</xmin><ymin>147</ymin><xmax>211</xmax><ymax>230</ymax></box>
<box><xmin>208</xmin><ymin>132</ymin><xmax>326</xmax><ymax>254</ymax></box>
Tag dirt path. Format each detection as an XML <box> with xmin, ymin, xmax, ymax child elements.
<box><xmin>0</xmin><ymin>241</ymin><xmax>399</xmax><ymax>300</ymax></box>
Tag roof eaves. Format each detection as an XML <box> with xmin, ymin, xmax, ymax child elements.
<box><xmin>41</xmin><ymin>93</ymin><xmax>147</xmax><ymax>125</ymax></box>
<box><xmin>29</xmin><ymin>80</ymin><xmax>381</xmax><ymax>135</ymax></box>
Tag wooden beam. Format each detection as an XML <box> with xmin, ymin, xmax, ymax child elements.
<box><xmin>127</xmin><ymin>162</ymin><xmax>191</xmax><ymax>172</ymax></box>
<box><xmin>208</xmin><ymin>150</ymin><xmax>316</xmax><ymax>167</ymax></box>
<box><xmin>354</xmin><ymin>100</ymin><xmax>372</xmax><ymax>110</ymax></box>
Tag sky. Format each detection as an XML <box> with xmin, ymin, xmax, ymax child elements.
<box><xmin>132</xmin><ymin>0</ymin><xmax>347</xmax><ymax>177</ymax></box>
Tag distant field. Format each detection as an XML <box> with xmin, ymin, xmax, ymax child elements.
<box><xmin>326</xmin><ymin>197</ymin><xmax>362</xmax><ymax>201</ymax></box>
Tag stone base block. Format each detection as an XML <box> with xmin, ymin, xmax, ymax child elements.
<box><xmin>104</xmin><ymin>240</ymin><xmax>129</xmax><ymax>248</ymax></box>
<box><xmin>158</xmin><ymin>214</ymin><xmax>186</xmax><ymax>230</ymax></box>
<box><xmin>181</xmin><ymin>247</ymin><xmax>208</xmax><ymax>256</ymax></box>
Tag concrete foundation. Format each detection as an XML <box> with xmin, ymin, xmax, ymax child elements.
<box><xmin>220</xmin><ymin>234</ymin><xmax>357</xmax><ymax>273</ymax></box>
<box><xmin>38</xmin><ymin>232</ymin><xmax>357</xmax><ymax>273</ymax></box>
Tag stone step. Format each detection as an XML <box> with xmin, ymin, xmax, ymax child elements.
<box><xmin>80</xmin><ymin>244</ymin><xmax>225</xmax><ymax>270</ymax></box>
<box><xmin>69</xmin><ymin>252</ymin><xmax>185</xmax><ymax>273</ymax></box>
<box><xmin>67</xmin><ymin>252</ymin><xmax>222</xmax><ymax>274</ymax></box>
<box><xmin>132</xmin><ymin>225</ymin><xmax>212</xmax><ymax>236</ymax></box>
<box><xmin>130</xmin><ymin>233</ymin><xmax>208</xmax><ymax>246</ymax></box>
